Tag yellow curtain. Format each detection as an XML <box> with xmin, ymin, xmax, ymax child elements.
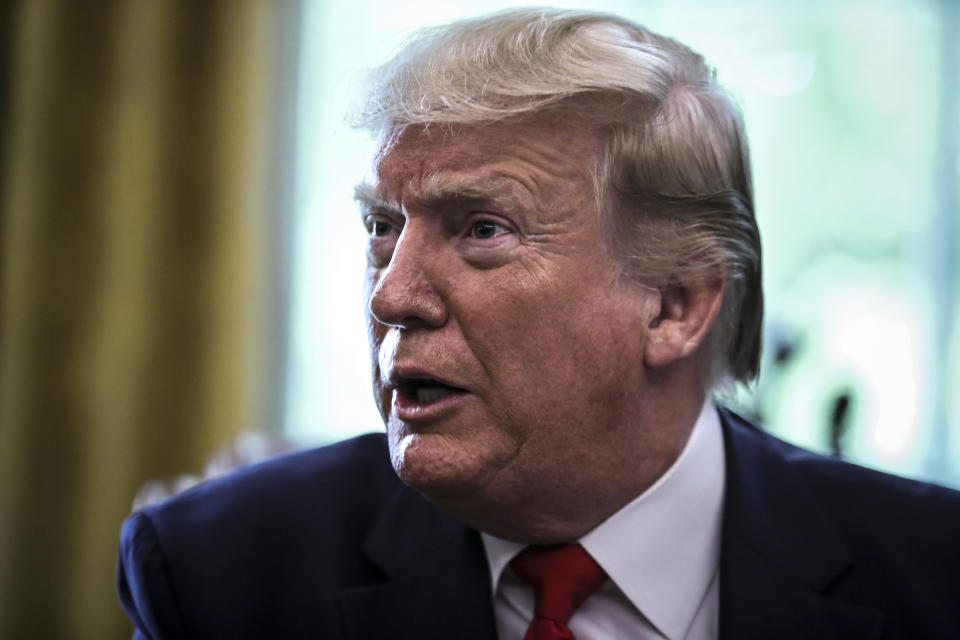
<box><xmin>0</xmin><ymin>1</ymin><xmax>290</xmax><ymax>637</ymax></box>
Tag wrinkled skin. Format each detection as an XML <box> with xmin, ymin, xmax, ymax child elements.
<box><xmin>360</xmin><ymin>116</ymin><xmax>707</xmax><ymax>542</ymax></box>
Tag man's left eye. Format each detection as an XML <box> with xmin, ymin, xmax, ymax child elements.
<box><xmin>469</xmin><ymin>220</ymin><xmax>507</xmax><ymax>239</ymax></box>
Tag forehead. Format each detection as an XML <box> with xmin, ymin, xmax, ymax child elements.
<box><xmin>368</xmin><ymin>116</ymin><xmax>606</xmax><ymax>208</ymax></box>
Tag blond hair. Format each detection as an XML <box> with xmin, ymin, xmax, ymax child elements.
<box><xmin>356</xmin><ymin>8</ymin><xmax>763</xmax><ymax>383</ymax></box>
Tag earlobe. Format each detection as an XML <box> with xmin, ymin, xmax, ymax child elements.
<box><xmin>643</xmin><ymin>277</ymin><xmax>725</xmax><ymax>370</ymax></box>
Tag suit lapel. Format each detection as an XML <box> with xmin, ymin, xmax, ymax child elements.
<box><xmin>339</xmin><ymin>483</ymin><xmax>497</xmax><ymax>640</ymax></box>
<box><xmin>717</xmin><ymin>410</ymin><xmax>883</xmax><ymax>639</ymax></box>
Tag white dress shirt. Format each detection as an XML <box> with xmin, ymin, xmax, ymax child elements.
<box><xmin>481</xmin><ymin>399</ymin><xmax>726</xmax><ymax>640</ymax></box>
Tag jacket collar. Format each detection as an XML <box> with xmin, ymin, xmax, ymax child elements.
<box><xmin>717</xmin><ymin>408</ymin><xmax>883</xmax><ymax>639</ymax></box>
<box><xmin>339</xmin><ymin>481</ymin><xmax>497</xmax><ymax>640</ymax></box>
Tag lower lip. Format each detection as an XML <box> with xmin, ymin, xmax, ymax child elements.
<box><xmin>393</xmin><ymin>389</ymin><xmax>471</xmax><ymax>422</ymax></box>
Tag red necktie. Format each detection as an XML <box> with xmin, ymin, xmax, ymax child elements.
<box><xmin>509</xmin><ymin>544</ymin><xmax>608</xmax><ymax>640</ymax></box>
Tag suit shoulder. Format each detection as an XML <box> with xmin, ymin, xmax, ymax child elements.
<box><xmin>118</xmin><ymin>433</ymin><xmax>398</xmax><ymax>636</ymax></box>
<box><xmin>132</xmin><ymin>432</ymin><xmax>397</xmax><ymax>548</ymax></box>
<box><xmin>174</xmin><ymin>430</ymin><xmax>388</xmax><ymax>494</ymax></box>
<box><xmin>723</xmin><ymin>408</ymin><xmax>960</xmax><ymax>544</ymax></box>
<box><xmin>719</xmin><ymin>408</ymin><xmax>960</xmax><ymax>638</ymax></box>
<box><xmin>789</xmin><ymin>447</ymin><xmax>960</xmax><ymax>543</ymax></box>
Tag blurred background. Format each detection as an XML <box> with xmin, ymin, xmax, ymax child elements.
<box><xmin>0</xmin><ymin>0</ymin><xmax>957</xmax><ymax>637</ymax></box>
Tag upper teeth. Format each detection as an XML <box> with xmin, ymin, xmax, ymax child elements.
<box><xmin>416</xmin><ymin>386</ymin><xmax>454</xmax><ymax>403</ymax></box>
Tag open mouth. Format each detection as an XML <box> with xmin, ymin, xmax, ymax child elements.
<box><xmin>395</xmin><ymin>377</ymin><xmax>468</xmax><ymax>406</ymax></box>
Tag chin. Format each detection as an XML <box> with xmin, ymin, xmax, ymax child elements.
<box><xmin>388</xmin><ymin>431</ymin><xmax>500</xmax><ymax>501</ymax></box>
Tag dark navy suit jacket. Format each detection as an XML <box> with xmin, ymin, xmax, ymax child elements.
<box><xmin>117</xmin><ymin>410</ymin><xmax>960</xmax><ymax>638</ymax></box>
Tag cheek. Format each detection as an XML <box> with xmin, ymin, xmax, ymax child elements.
<box><xmin>486</xmin><ymin>267</ymin><xmax>639</xmax><ymax>357</ymax></box>
<box><xmin>470</xmin><ymin>284</ymin><xmax>644</xmax><ymax>416</ymax></box>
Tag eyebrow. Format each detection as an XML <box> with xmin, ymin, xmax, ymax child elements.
<box><xmin>418</xmin><ymin>175</ymin><xmax>508</xmax><ymax>204</ymax></box>
<box><xmin>354</xmin><ymin>183</ymin><xmax>399</xmax><ymax>213</ymax></box>
<box><xmin>354</xmin><ymin>175</ymin><xmax>523</xmax><ymax>214</ymax></box>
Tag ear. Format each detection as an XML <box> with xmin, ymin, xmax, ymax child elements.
<box><xmin>644</xmin><ymin>276</ymin><xmax>725</xmax><ymax>370</ymax></box>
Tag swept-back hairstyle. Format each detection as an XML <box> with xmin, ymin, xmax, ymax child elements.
<box><xmin>356</xmin><ymin>8</ymin><xmax>763</xmax><ymax>384</ymax></box>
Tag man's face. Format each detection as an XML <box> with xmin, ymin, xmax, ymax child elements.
<box><xmin>362</xmin><ymin>116</ymin><xmax>665</xmax><ymax>533</ymax></box>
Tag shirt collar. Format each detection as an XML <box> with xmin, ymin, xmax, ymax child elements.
<box><xmin>481</xmin><ymin>398</ymin><xmax>726</xmax><ymax>640</ymax></box>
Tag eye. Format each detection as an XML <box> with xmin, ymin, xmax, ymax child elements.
<box><xmin>469</xmin><ymin>219</ymin><xmax>509</xmax><ymax>240</ymax></box>
<box><xmin>371</xmin><ymin>220</ymin><xmax>393</xmax><ymax>237</ymax></box>
<box><xmin>364</xmin><ymin>215</ymin><xmax>401</xmax><ymax>238</ymax></box>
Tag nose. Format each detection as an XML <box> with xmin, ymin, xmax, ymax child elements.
<box><xmin>367</xmin><ymin>225</ymin><xmax>448</xmax><ymax>330</ymax></box>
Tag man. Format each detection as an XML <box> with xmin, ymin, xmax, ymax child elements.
<box><xmin>117</xmin><ymin>9</ymin><xmax>960</xmax><ymax>639</ymax></box>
